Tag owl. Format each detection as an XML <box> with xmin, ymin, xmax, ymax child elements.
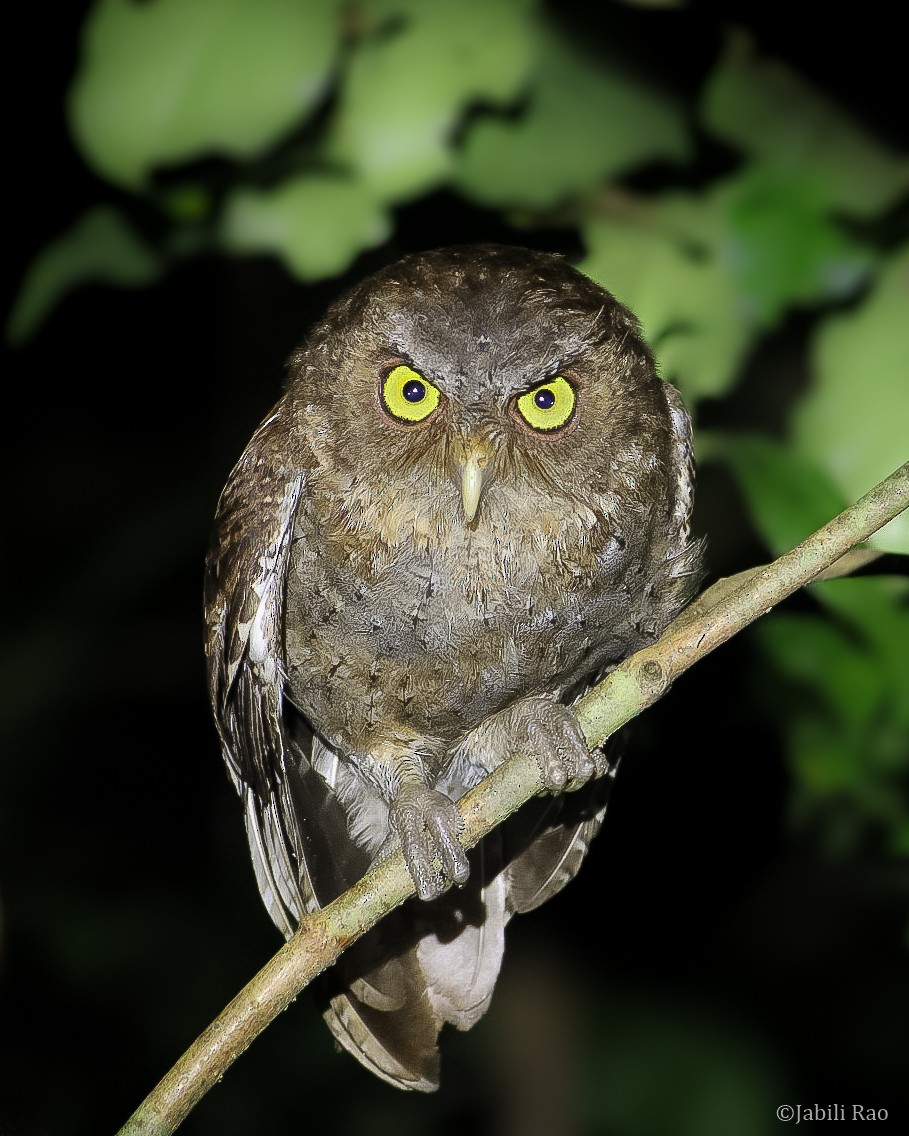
<box><xmin>204</xmin><ymin>244</ymin><xmax>703</xmax><ymax>1090</ymax></box>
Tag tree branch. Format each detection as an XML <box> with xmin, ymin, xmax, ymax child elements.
<box><xmin>118</xmin><ymin>459</ymin><xmax>908</xmax><ymax>1136</ymax></box>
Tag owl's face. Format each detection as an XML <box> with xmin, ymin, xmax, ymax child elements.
<box><xmin>285</xmin><ymin>245</ymin><xmax>671</xmax><ymax>550</ymax></box>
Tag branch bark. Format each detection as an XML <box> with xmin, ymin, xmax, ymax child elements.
<box><xmin>118</xmin><ymin>459</ymin><xmax>908</xmax><ymax>1136</ymax></box>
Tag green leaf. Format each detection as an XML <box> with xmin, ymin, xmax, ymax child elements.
<box><xmin>220</xmin><ymin>175</ymin><xmax>390</xmax><ymax>279</ymax></box>
<box><xmin>797</xmin><ymin>246</ymin><xmax>909</xmax><ymax>554</ymax></box>
<box><xmin>811</xmin><ymin>578</ymin><xmax>909</xmax><ymax>732</ymax></box>
<box><xmin>581</xmin><ymin>164</ymin><xmax>872</xmax><ymax>401</ymax></box>
<box><xmin>6</xmin><ymin>207</ymin><xmax>162</xmax><ymax>345</ymax></box>
<box><xmin>777</xmin><ymin>710</ymin><xmax>908</xmax><ymax>853</ymax></box>
<box><xmin>723</xmin><ymin>435</ymin><xmax>848</xmax><ymax>556</ymax></box>
<box><xmin>755</xmin><ymin>600</ymin><xmax>909</xmax><ymax>852</ymax></box>
<box><xmin>891</xmin><ymin>824</ymin><xmax>909</xmax><ymax>857</ymax></box>
<box><xmin>734</xmin><ymin>435</ymin><xmax>909</xmax><ymax>852</ymax></box>
<box><xmin>702</xmin><ymin>32</ymin><xmax>909</xmax><ymax>217</ymax></box>
<box><xmin>785</xmin><ymin>715</ymin><xmax>902</xmax><ymax>813</ymax></box>
<box><xmin>731</xmin><ymin>436</ymin><xmax>909</xmax><ymax>824</ymax></box>
<box><xmin>720</xmin><ymin>169</ymin><xmax>872</xmax><ymax>325</ymax></box>
<box><xmin>581</xmin><ymin>209</ymin><xmax>750</xmax><ymax>401</ymax></box>
<box><xmin>329</xmin><ymin>0</ymin><xmax>538</xmax><ymax>202</ymax></box>
<box><xmin>455</xmin><ymin>29</ymin><xmax>688</xmax><ymax>209</ymax></box>
<box><xmin>69</xmin><ymin>0</ymin><xmax>340</xmax><ymax>189</ymax></box>
<box><xmin>756</xmin><ymin>614</ymin><xmax>883</xmax><ymax>732</ymax></box>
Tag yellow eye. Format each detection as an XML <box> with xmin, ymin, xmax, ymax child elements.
<box><xmin>381</xmin><ymin>365</ymin><xmax>441</xmax><ymax>424</ymax></box>
<box><xmin>515</xmin><ymin>376</ymin><xmax>576</xmax><ymax>432</ymax></box>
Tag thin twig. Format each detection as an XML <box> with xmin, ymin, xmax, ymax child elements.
<box><xmin>118</xmin><ymin>460</ymin><xmax>908</xmax><ymax>1136</ymax></box>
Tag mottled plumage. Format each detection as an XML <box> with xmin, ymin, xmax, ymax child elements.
<box><xmin>204</xmin><ymin>244</ymin><xmax>703</xmax><ymax>1089</ymax></box>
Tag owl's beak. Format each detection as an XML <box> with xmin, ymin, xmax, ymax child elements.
<box><xmin>459</xmin><ymin>449</ymin><xmax>491</xmax><ymax>523</ymax></box>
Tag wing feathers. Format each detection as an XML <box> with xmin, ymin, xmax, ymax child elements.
<box><xmin>204</xmin><ymin>407</ymin><xmax>310</xmax><ymax>925</ymax></box>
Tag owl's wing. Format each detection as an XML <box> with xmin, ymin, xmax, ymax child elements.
<box><xmin>502</xmin><ymin>771</ymin><xmax>614</xmax><ymax>915</ymax></box>
<box><xmin>662</xmin><ymin>381</ymin><xmax>702</xmax><ymax>563</ymax></box>
<box><xmin>204</xmin><ymin>406</ymin><xmax>326</xmax><ymax>933</ymax></box>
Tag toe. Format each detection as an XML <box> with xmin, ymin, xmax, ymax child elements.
<box><xmin>538</xmin><ymin>748</ymin><xmax>569</xmax><ymax>792</ymax></box>
<box><xmin>393</xmin><ymin>787</ymin><xmax>469</xmax><ymax>899</ymax></box>
<box><xmin>518</xmin><ymin>699</ymin><xmax>597</xmax><ymax>794</ymax></box>
<box><xmin>429</xmin><ymin>804</ymin><xmax>469</xmax><ymax>885</ymax></box>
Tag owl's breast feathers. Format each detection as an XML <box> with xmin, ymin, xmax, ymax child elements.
<box><xmin>281</xmin><ymin>434</ymin><xmax>674</xmax><ymax>764</ymax></box>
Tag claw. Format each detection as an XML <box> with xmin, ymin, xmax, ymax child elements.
<box><xmin>393</xmin><ymin>786</ymin><xmax>468</xmax><ymax>900</ymax></box>
<box><xmin>515</xmin><ymin>699</ymin><xmax>593</xmax><ymax>794</ymax></box>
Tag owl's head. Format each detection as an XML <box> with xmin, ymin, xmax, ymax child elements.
<box><xmin>286</xmin><ymin>245</ymin><xmax>675</xmax><ymax>550</ymax></box>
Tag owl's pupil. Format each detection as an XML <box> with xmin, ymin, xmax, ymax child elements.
<box><xmin>403</xmin><ymin>379</ymin><xmax>426</xmax><ymax>403</ymax></box>
<box><xmin>534</xmin><ymin>388</ymin><xmax>556</xmax><ymax>410</ymax></box>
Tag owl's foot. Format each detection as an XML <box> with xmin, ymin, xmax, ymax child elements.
<box><xmin>392</xmin><ymin>786</ymin><xmax>470</xmax><ymax>901</ymax></box>
<box><xmin>454</xmin><ymin>694</ymin><xmax>605</xmax><ymax>794</ymax></box>
<box><xmin>509</xmin><ymin>696</ymin><xmax>605</xmax><ymax>793</ymax></box>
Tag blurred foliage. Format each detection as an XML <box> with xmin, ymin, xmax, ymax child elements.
<box><xmin>69</xmin><ymin>0</ymin><xmax>340</xmax><ymax>189</ymax></box>
<box><xmin>581</xmin><ymin>991</ymin><xmax>783</xmax><ymax>1136</ymax></box>
<box><xmin>10</xmin><ymin>0</ymin><xmax>906</xmax><ymax>847</ymax></box>
<box><xmin>4</xmin><ymin>0</ymin><xmax>908</xmax><ymax>1131</ymax></box>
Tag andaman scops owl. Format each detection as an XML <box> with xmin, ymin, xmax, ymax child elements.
<box><xmin>204</xmin><ymin>244</ymin><xmax>703</xmax><ymax>1090</ymax></box>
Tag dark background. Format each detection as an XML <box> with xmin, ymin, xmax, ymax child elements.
<box><xmin>2</xmin><ymin>4</ymin><xmax>907</xmax><ymax>1134</ymax></box>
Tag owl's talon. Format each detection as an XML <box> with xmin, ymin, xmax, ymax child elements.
<box><xmin>393</xmin><ymin>786</ymin><xmax>468</xmax><ymax>900</ymax></box>
<box><xmin>514</xmin><ymin>697</ymin><xmax>597</xmax><ymax>794</ymax></box>
<box><xmin>591</xmin><ymin>748</ymin><xmax>611</xmax><ymax>779</ymax></box>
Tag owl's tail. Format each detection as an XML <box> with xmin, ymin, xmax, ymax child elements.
<box><xmin>320</xmin><ymin>841</ymin><xmax>509</xmax><ymax>1091</ymax></box>
<box><xmin>316</xmin><ymin>776</ymin><xmax>614</xmax><ymax>1090</ymax></box>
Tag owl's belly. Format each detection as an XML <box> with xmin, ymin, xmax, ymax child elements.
<box><xmin>283</xmin><ymin>530</ymin><xmax>634</xmax><ymax>760</ymax></box>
